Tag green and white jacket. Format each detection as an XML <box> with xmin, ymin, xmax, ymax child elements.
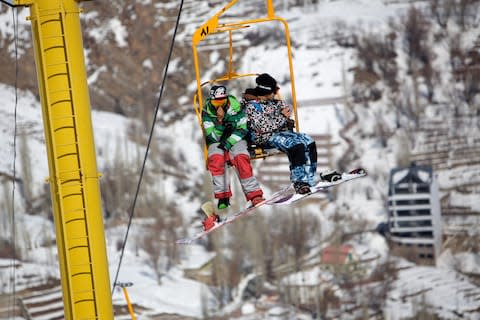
<box><xmin>202</xmin><ymin>95</ymin><xmax>248</xmax><ymax>150</ymax></box>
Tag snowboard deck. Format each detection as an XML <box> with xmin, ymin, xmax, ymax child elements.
<box><xmin>176</xmin><ymin>187</ymin><xmax>290</xmax><ymax>245</ymax></box>
<box><xmin>176</xmin><ymin>168</ymin><xmax>366</xmax><ymax>245</ymax></box>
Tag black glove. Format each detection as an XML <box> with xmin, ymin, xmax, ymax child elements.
<box><xmin>220</xmin><ymin>123</ymin><xmax>234</xmax><ymax>142</ymax></box>
<box><xmin>286</xmin><ymin>118</ymin><xmax>295</xmax><ymax>130</ymax></box>
<box><xmin>218</xmin><ymin>141</ymin><xmax>232</xmax><ymax>151</ymax></box>
<box><xmin>218</xmin><ymin>142</ymin><xmax>227</xmax><ymax>150</ymax></box>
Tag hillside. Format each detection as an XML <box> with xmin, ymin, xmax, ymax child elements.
<box><xmin>0</xmin><ymin>0</ymin><xmax>480</xmax><ymax>319</ymax></box>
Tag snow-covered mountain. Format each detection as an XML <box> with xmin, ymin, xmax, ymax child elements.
<box><xmin>1</xmin><ymin>0</ymin><xmax>479</xmax><ymax>319</ymax></box>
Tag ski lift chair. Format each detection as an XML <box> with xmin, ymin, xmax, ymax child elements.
<box><xmin>192</xmin><ymin>0</ymin><xmax>300</xmax><ymax>163</ymax></box>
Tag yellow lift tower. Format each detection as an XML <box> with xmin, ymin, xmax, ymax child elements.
<box><xmin>3</xmin><ymin>0</ymin><xmax>114</xmax><ymax>319</ymax></box>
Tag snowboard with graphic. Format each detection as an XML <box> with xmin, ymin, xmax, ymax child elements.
<box><xmin>269</xmin><ymin>168</ymin><xmax>367</xmax><ymax>205</ymax></box>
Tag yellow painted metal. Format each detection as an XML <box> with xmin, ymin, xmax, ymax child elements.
<box><xmin>2</xmin><ymin>0</ymin><xmax>33</xmax><ymax>6</ymax></box>
<box><xmin>192</xmin><ymin>0</ymin><xmax>300</xmax><ymax>162</ymax></box>
<box><xmin>25</xmin><ymin>0</ymin><xmax>113</xmax><ymax>319</ymax></box>
<box><xmin>121</xmin><ymin>287</ymin><xmax>137</xmax><ymax>320</ymax></box>
<box><xmin>266</xmin><ymin>0</ymin><xmax>275</xmax><ymax>18</ymax></box>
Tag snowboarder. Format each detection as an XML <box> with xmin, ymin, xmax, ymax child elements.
<box><xmin>202</xmin><ymin>85</ymin><xmax>265</xmax><ymax>230</ymax></box>
<box><xmin>244</xmin><ymin>73</ymin><xmax>337</xmax><ymax>194</ymax></box>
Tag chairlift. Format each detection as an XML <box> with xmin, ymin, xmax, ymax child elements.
<box><xmin>192</xmin><ymin>0</ymin><xmax>300</xmax><ymax>162</ymax></box>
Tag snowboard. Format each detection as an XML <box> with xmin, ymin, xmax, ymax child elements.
<box><xmin>176</xmin><ymin>187</ymin><xmax>291</xmax><ymax>245</ymax></box>
<box><xmin>176</xmin><ymin>168</ymin><xmax>366</xmax><ymax>245</ymax></box>
<box><xmin>269</xmin><ymin>169</ymin><xmax>367</xmax><ymax>205</ymax></box>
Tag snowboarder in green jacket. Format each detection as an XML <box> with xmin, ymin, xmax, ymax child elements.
<box><xmin>201</xmin><ymin>85</ymin><xmax>264</xmax><ymax>231</ymax></box>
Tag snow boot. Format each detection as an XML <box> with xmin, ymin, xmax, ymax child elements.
<box><xmin>293</xmin><ymin>182</ymin><xmax>311</xmax><ymax>195</ymax></box>
<box><xmin>202</xmin><ymin>214</ymin><xmax>220</xmax><ymax>231</ymax></box>
<box><xmin>320</xmin><ymin>169</ymin><xmax>342</xmax><ymax>182</ymax></box>
<box><xmin>217</xmin><ymin>198</ymin><xmax>230</xmax><ymax>209</ymax></box>
<box><xmin>251</xmin><ymin>196</ymin><xmax>265</xmax><ymax>207</ymax></box>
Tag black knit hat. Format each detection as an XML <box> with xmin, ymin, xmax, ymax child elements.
<box><xmin>244</xmin><ymin>88</ymin><xmax>257</xmax><ymax>96</ymax></box>
<box><xmin>254</xmin><ymin>73</ymin><xmax>278</xmax><ymax>96</ymax></box>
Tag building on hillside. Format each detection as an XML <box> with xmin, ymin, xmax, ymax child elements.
<box><xmin>280</xmin><ymin>267</ymin><xmax>341</xmax><ymax>312</ymax></box>
<box><xmin>280</xmin><ymin>244</ymin><xmax>380</xmax><ymax>312</ymax></box>
<box><xmin>321</xmin><ymin>245</ymin><xmax>353</xmax><ymax>263</ymax></box>
<box><xmin>387</xmin><ymin>163</ymin><xmax>442</xmax><ymax>265</ymax></box>
<box><xmin>320</xmin><ymin>244</ymin><xmax>355</xmax><ymax>271</ymax></box>
<box><xmin>319</xmin><ymin>244</ymin><xmax>369</xmax><ymax>278</ymax></box>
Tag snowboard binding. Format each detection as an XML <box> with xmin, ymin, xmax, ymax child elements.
<box><xmin>320</xmin><ymin>170</ymin><xmax>342</xmax><ymax>182</ymax></box>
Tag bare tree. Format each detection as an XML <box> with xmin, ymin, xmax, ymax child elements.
<box><xmin>353</xmin><ymin>30</ymin><xmax>398</xmax><ymax>103</ymax></box>
<box><xmin>19</xmin><ymin>131</ymin><xmax>33</xmax><ymax>213</ymax></box>
<box><xmin>210</xmin><ymin>240</ymin><xmax>233</xmax><ymax>307</ymax></box>
<box><xmin>403</xmin><ymin>7</ymin><xmax>430</xmax><ymax>64</ymax></box>
<box><xmin>140</xmin><ymin>224</ymin><xmax>164</xmax><ymax>284</ymax></box>
<box><xmin>448</xmin><ymin>33</ymin><xmax>480</xmax><ymax>108</ymax></box>
<box><xmin>429</xmin><ymin>0</ymin><xmax>453</xmax><ymax>28</ymax></box>
<box><xmin>256</xmin><ymin>215</ymin><xmax>277</xmax><ymax>281</ymax></box>
<box><xmin>1</xmin><ymin>181</ymin><xmax>12</xmax><ymax>242</ymax></box>
<box><xmin>453</xmin><ymin>0</ymin><xmax>480</xmax><ymax>30</ymax></box>
<box><xmin>100</xmin><ymin>136</ymin><xmax>134</xmax><ymax>221</ymax></box>
<box><xmin>369</xmin><ymin>256</ymin><xmax>397</xmax><ymax>309</ymax></box>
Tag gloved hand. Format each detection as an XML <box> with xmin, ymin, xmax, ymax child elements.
<box><xmin>218</xmin><ymin>123</ymin><xmax>234</xmax><ymax>151</ymax></box>
<box><xmin>220</xmin><ymin>123</ymin><xmax>234</xmax><ymax>142</ymax></box>
<box><xmin>286</xmin><ymin>118</ymin><xmax>295</xmax><ymax>130</ymax></box>
<box><xmin>218</xmin><ymin>141</ymin><xmax>230</xmax><ymax>151</ymax></box>
<box><xmin>218</xmin><ymin>142</ymin><xmax>227</xmax><ymax>151</ymax></box>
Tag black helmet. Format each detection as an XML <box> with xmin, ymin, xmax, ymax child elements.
<box><xmin>209</xmin><ymin>85</ymin><xmax>228</xmax><ymax>100</ymax></box>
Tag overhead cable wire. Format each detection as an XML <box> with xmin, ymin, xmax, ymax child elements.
<box><xmin>9</xmin><ymin>6</ymin><xmax>19</xmax><ymax>319</ymax></box>
<box><xmin>111</xmin><ymin>0</ymin><xmax>185</xmax><ymax>294</ymax></box>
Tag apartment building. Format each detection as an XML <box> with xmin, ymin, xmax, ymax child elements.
<box><xmin>387</xmin><ymin>163</ymin><xmax>442</xmax><ymax>265</ymax></box>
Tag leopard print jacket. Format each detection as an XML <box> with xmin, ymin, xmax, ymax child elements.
<box><xmin>243</xmin><ymin>98</ymin><xmax>291</xmax><ymax>146</ymax></box>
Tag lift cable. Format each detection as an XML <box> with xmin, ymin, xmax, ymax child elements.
<box><xmin>111</xmin><ymin>0</ymin><xmax>185</xmax><ymax>294</ymax></box>
<box><xmin>9</xmin><ymin>6</ymin><xmax>19</xmax><ymax>319</ymax></box>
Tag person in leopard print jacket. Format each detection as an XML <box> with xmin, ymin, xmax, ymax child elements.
<box><xmin>244</xmin><ymin>93</ymin><xmax>292</xmax><ymax>145</ymax></box>
<box><xmin>243</xmin><ymin>74</ymin><xmax>318</xmax><ymax>194</ymax></box>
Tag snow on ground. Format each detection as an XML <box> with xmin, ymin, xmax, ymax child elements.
<box><xmin>438</xmin><ymin>250</ymin><xmax>480</xmax><ymax>276</ymax></box>
<box><xmin>386</xmin><ymin>263</ymin><xmax>480</xmax><ymax>320</ymax></box>
<box><xmin>0</xmin><ymin>258</ymin><xmax>58</xmax><ymax>293</ymax></box>
<box><xmin>0</xmin><ymin>84</ymin><xmax>139</xmax><ymax>197</ymax></box>
<box><xmin>111</xmin><ymin>264</ymin><xmax>217</xmax><ymax>318</ymax></box>
<box><xmin>106</xmin><ymin>219</ymin><xmax>219</xmax><ymax>317</ymax></box>
<box><xmin>93</xmin><ymin>110</ymin><xmax>138</xmax><ymax>169</ymax></box>
<box><xmin>241</xmin><ymin>39</ymin><xmax>354</xmax><ymax>101</ymax></box>
<box><xmin>0</xmin><ymin>84</ymin><xmax>48</xmax><ymax>195</ymax></box>
<box><xmin>178</xmin><ymin>244</ymin><xmax>216</xmax><ymax>270</ymax></box>
<box><xmin>286</xmin><ymin>0</ymin><xmax>418</xmax><ymax>29</ymax></box>
<box><xmin>0</xmin><ymin>7</ymin><xmax>30</xmax><ymax>57</ymax></box>
<box><xmin>282</xmin><ymin>266</ymin><xmax>338</xmax><ymax>289</ymax></box>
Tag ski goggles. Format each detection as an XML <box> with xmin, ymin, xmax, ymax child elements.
<box><xmin>211</xmin><ymin>98</ymin><xmax>227</xmax><ymax>107</ymax></box>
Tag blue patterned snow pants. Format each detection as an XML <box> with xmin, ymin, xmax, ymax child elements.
<box><xmin>266</xmin><ymin>131</ymin><xmax>317</xmax><ymax>186</ymax></box>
